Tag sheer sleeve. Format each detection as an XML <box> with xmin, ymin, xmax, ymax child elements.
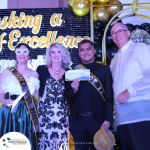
<box><xmin>1</xmin><ymin>75</ymin><xmax>11</xmax><ymax>93</ymax></box>
<box><xmin>127</xmin><ymin>44</ymin><xmax>150</xmax><ymax>96</ymax></box>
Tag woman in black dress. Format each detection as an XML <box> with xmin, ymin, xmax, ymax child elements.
<box><xmin>37</xmin><ymin>42</ymin><xmax>71</xmax><ymax>150</ymax></box>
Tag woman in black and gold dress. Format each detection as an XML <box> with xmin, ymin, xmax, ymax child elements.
<box><xmin>37</xmin><ymin>42</ymin><xmax>71</xmax><ymax>150</ymax></box>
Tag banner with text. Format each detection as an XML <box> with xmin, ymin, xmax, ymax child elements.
<box><xmin>0</xmin><ymin>8</ymin><xmax>90</xmax><ymax>67</ymax></box>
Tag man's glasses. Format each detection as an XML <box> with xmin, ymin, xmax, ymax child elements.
<box><xmin>111</xmin><ymin>29</ymin><xmax>127</xmax><ymax>36</ymax></box>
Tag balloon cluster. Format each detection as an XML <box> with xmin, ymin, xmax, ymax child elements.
<box><xmin>94</xmin><ymin>21</ymin><xmax>150</xmax><ymax>65</ymax></box>
<box><xmin>93</xmin><ymin>0</ymin><xmax>122</xmax><ymax>23</ymax></box>
<box><xmin>69</xmin><ymin>0</ymin><xmax>90</xmax><ymax>16</ymax></box>
<box><xmin>68</xmin><ymin>0</ymin><xmax>123</xmax><ymax>65</ymax></box>
<box><xmin>126</xmin><ymin>23</ymin><xmax>150</xmax><ymax>46</ymax></box>
<box><xmin>94</xmin><ymin>17</ymin><xmax>122</xmax><ymax>65</ymax></box>
<box><xmin>69</xmin><ymin>0</ymin><xmax>123</xmax><ymax>18</ymax></box>
<box><xmin>126</xmin><ymin>23</ymin><xmax>150</xmax><ymax>35</ymax></box>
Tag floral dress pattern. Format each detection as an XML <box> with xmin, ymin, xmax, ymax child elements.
<box><xmin>37</xmin><ymin>75</ymin><xmax>69</xmax><ymax>150</ymax></box>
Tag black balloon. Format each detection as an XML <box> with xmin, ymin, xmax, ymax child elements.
<box><xmin>140</xmin><ymin>23</ymin><xmax>150</xmax><ymax>34</ymax></box>
<box><xmin>94</xmin><ymin>20</ymin><xmax>105</xmax><ymax>31</ymax></box>
<box><xmin>94</xmin><ymin>30</ymin><xmax>103</xmax><ymax>41</ymax></box>
<box><xmin>115</xmin><ymin>16</ymin><xmax>122</xmax><ymax>23</ymax></box>
<box><xmin>134</xmin><ymin>24</ymin><xmax>140</xmax><ymax>30</ymax></box>
<box><xmin>95</xmin><ymin>45</ymin><xmax>102</xmax><ymax>61</ymax></box>
<box><xmin>106</xmin><ymin>46</ymin><xmax>118</xmax><ymax>65</ymax></box>
<box><xmin>94</xmin><ymin>40</ymin><xmax>102</xmax><ymax>49</ymax></box>
<box><xmin>107</xmin><ymin>46</ymin><xmax>117</xmax><ymax>59</ymax></box>
<box><xmin>106</xmin><ymin>33</ymin><xmax>115</xmax><ymax>46</ymax></box>
<box><xmin>104</xmin><ymin>17</ymin><xmax>122</xmax><ymax>33</ymax></box>
<box><xmin>103</xmin><ymin>24</ymin><xmax>111</xmax><ymax>35</ymax></box>
<box><xmin>103</xmin><ymin>17</ymin><xmax>122</xmax><ymax>35</ymax></box>
<box><xmin>140</xmin><ymin>23</ymin><xmax>150</xmax><ymax>28</ymax></box>
<box><xmin>125</xmin><ymin>24</ymin><xmax>134</xmax><ymax>33</ymax></box>
<box><xmin>111</xmin><ymin>16</ymin><xmax>122</xmax><ymax>25</ymax></box>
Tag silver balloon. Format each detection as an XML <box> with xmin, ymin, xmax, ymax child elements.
<box><xmin>130</xmin><ymin>29</ymin><xmax>150</xmax><ymax>45</ymax></box>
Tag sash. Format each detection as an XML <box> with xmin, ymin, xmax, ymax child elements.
<box><xmin>7</xmin><ymin>67</ymin><xmax>40</xmax><ymax>143</ymax></box>
<box><xmin>75</xmin><ymin>64</ymin><xmax>106</xmax><ymax>102</ymax></box>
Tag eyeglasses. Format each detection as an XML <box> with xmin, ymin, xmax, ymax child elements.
<box><xmin>111</xmin><ymin>29</ymin><xmax>127</xmax><ymax>36</ymax></box>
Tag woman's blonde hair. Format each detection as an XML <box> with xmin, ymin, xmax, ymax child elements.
<box><xmin>45</xmin><ymin>42</ymin><xmax>71</xmax><ymax>69</ymax></box>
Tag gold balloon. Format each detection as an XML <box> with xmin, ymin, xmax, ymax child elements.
<box><xmin>68</xmin><ymin>0</ymin><xmax>74</xmax><ymax>7</ymax></box>
<box><xmin>89</xmin><ymin>0</ymin><xmax>97</xmax><ymax>3</ymax></box>
<box><xmin>96</xmin><ymin>0</ymin><xmax>111</xmax><ymax>4</ymax></box>
<box><xmin>93</xmin><ymin>7</ymin><xmax>110</xmax><ymax>23</ymax></box>
<box><xmin>107</xmin><ymin>0</ymin><xmax>123</xmax><ymax>17</ymax></box>
<box><xmin>73</xmin><ymin>0</ymin><xmax>90</xmax><ymax>17</ymax></box>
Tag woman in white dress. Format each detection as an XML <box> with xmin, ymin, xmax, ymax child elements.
<box><xmin>0</xmin><ymin>43</ymin><xmax>40</xmax><ymax>150</ymax></box>
<box><xmin>37</xmin><ymin>43</ymin><xmax>71</xmax><ymax>150</ymax></box>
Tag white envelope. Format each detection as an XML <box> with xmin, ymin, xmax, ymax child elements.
<box><xmin>65</xmin><ymin>70</ymin><xmax>90</xmax><ymax>81</ymax></box>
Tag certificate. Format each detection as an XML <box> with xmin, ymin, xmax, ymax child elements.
<box><xmin>65</xmin><ymin>70</ymin><xmax>90</xmax><ymax>81</ymax></box>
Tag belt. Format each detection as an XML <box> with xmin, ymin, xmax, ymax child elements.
<box><xmin>79</xmin><ymin>112</ymin><xmax>93</xmax><ymax>116</ymax></box>
<box><xmin>4</xmin><ymin>94</ymin><xmax>19</xmax><ymax>109</ymax></box>
<box><xmin>10</xmin><ymin>95</ymin><xmax>19</xmax><ymax>100</ymax></box>
<box><xmin>10</xmin><ymin>95</ymin><xmax>25</xmax><ymax>101</ymax></box>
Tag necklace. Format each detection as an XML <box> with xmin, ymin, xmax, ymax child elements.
<box><xmin>51</xmin><ymin>67</ymin><xmax>62</xmax><ymax>74</ymax></box>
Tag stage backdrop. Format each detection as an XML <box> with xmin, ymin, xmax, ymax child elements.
<box><xmin>0</xmin><ymin>7</ymin><xmax>90</xmax><ymax>70</ymax></box>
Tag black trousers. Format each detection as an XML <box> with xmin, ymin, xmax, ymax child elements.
<box><xmin>69</xmin><ymin>115</ymin><xmax>102</xmax><ymax>150</ymax></box>
<box><xmin>117</xmin><ymin>121</ymin><xmax>150</xmax><ymax>150</ymax></box>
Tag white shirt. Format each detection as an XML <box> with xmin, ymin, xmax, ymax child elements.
<box><xmin>110</xmin><ymin>40</ymin><xmax>150</xmax><ymax>126</ymax></box>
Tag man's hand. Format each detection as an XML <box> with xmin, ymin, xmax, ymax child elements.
<box><xmin>117</xmin><ymin>89</ymin><xmax>130</xmax><ymax>104</ymax></box>
<box><xmin>71</xmin><ymin>79</ymin><xmax>80</xmax><ymax>93</ymax></box>
<box><xmin>100</xmin><ymin>120</ymin><xmax>111</xmax><ymax>132</ymax></box>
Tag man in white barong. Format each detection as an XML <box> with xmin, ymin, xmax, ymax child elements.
<box><xmin>110</xmin><ymin>22</ymin><xmax>150</xmax><ymax>150</ymax></box>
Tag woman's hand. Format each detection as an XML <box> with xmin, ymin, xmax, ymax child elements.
<box><xmin>2</xmin><ymin>99</ymin><xmax>15</xmax><ymax>106</ymax></box>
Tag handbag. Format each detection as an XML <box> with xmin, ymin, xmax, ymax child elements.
<box><xmin>93</xmin><ymin>127</ymin><xmax>115</xmax><ymax>150</ymax></box>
